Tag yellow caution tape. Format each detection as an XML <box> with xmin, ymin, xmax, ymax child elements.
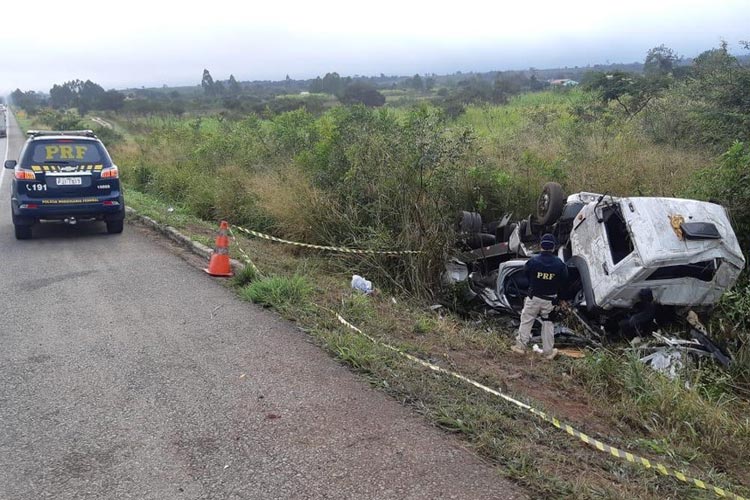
<box><xmin>227</xmin><ymin>226</ymin><xmax>263</xmax><ymax>278</ymax></box>
<box><xmin>233</xmin><ymin>225</ymin><xmax>422</xmax><ymax>256</ymax></box>
<box><xmin>334</xmin><ymin>313</ymin><xmax>747</xmax><ymax>500</ymax></box>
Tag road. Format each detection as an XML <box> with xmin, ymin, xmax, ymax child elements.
<box><xmin>0</xmin><ymin>111</ymin><xmax>524</xmax><ymax>499</ymax></box>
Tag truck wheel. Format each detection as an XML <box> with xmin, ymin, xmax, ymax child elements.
<box><xmin>536</xmin><ymin>182</ymin><xmax>565</xmax><ymax>225</ymax></box>
<box><xmin>106</xmin><ymin>220</ymin><xmax>124</xmax><ymax>234</ymax></box>
<box><xmin>463</xmin><ymin>233</ymin><xmax>496</xmax><ymax>249</ymax></box>
<box><xmin>457</xmin><ymin>211</ymin><xmax>482</xmax><ymax>234</ymax></box>
<box><xmin>14</xmin><ymin>224</ymin><xmax>32</xmax><ymax>240</ymax></box>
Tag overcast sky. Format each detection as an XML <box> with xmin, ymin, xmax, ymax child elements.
<box><xmin>1</xmin><ymin>0</ymin><xmax>748</xmax><ymax>93</ymax></box>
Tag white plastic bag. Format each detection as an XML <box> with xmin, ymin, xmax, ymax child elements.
<box><xmin>351</xmin><ymin>275</ymin><xmax>373</xmax><ymax>294</ymax></box>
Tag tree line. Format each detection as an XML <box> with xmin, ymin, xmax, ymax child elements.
<box><xmin>11</xmin><ymin>80</ymin><xmax>125</xmax><ymax>115</ymax></box>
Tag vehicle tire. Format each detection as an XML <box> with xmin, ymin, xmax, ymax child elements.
<box><xmin>457</xmin><ymin>211</ymin><xmax>482</xmax><ymax>234</ymax></box>
<box><xmin>106</xmin><ymin>220</ymin><xmax>124</xmax><ymax>234</ymax></box>
<box><xmin>14</xmin><ymin>224</ymin><xmax>32</xmax><ymax>240</ymax></box>
<box><xmin>536</xmin><ymin>182</ymin><xmax>565</xmax><ymax>225</ymax></box>
<box><xmin>463</xmin><ymin>232</ymin><xmax>496</xmax><ymax>249</ymax></box>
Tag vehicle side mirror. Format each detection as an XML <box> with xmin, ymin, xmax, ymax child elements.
<box><xmin>4</xmin><ymin>160</ymin><xmax>16</xmax><ymax>169</ymax></box>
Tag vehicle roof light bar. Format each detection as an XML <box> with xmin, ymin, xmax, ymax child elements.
<box><xmin>26</xmin><ymin>130</ymin><xmax>97</xmax><ymax>138</ymax></box>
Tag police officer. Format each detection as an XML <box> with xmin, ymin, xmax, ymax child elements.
<box><xmin>512</xmin><ymin>233</ymin><xmax>568</xmax><ymax>360</ymax></box>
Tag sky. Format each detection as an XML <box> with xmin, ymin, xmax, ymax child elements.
<box><xmin>1</xmin><ymin>0</ymin><xmax>748</xmax><ymax>93</ymax></box>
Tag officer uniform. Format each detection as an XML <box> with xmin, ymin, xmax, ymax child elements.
<box><xmin>513</xmin><ymin>234</ymin><xmax>568</xmax><ymax>359</ymax></box>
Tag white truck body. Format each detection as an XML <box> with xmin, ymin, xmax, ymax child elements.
<box><xmin>569</xmin><ymin>195</ymin><xmax>744</xmax><ymax>310</ymax></box>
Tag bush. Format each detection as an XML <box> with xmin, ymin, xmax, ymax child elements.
<box><xmin>690</xmin><ymin>141</ymin><xmax>750</xmax><ymax>253</ymax></box>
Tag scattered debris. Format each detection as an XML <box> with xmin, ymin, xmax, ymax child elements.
<box><xmin>640</xmin><ymin>349</ymin><xmax>684</xmax><ymax>380</ymax></box>
<box><xmin>351</xmin><ymin>275</ymin><xmax>374</xmax><ymax>295</ymax></box>
<box><xmin>557</xmin><ymin>348</ymin><xmax>586</xmax><ymax>359</ymax></box>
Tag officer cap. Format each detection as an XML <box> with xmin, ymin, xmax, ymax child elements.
<box><xmin>540</xmin><ymin>233</ymin><xmax>556</xmax><ymax>251</ymax></box>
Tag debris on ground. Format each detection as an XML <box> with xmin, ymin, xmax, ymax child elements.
<box><xmin>640</xmin><ymin>349</ymin><xmax>684</xmax><ymax>379</ymax></box>
<box><xmin>351</xmin><ymin>274</ymin><xmax>374</xmax><ymax>294</ymax></box>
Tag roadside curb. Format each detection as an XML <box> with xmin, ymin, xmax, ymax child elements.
<box><xmin>125</xmin><ymin>206</ymin><xmax>244</xmax><ymax>274</ymax></box>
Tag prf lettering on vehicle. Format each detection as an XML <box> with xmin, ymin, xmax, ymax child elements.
<box><xmin>45</xmin><ymin>145</ymin><xmax>88</xmax><ymax>160</ymax></box>
<box><xmin>30</xmin><ymin>164</ymin><xmax>103</xmax><ymax>173</ymax></box>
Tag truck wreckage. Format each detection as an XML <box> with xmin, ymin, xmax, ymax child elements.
<box><xmin>447</xmin><ymin>183</ymin><xmax>746</xmax><ymax>365</ymax></box>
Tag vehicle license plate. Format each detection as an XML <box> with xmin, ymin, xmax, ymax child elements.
<box><xmin>56</xmin><ymin>177</ymin><xmax>82</xmax><ymax>186</ymax></box>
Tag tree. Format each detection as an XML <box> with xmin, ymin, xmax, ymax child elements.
<box><xmin>685</xmin><ymin>42</ymin><xmax>750</xmax><ymax>145</ymax></box>
<box><xmin>10</xmin><ymin>89</ymin><xmax>44</xmax><ymax>112</ymax></box>
<box><xmin>309</xmin><ymin>77</ymin><xmax>323</xmax><ymax>93</ymax></box>
<box><xmin>77</xmin><ymin>80</ymin><xmax>106</xmax><ymax>114</ymax></box>
<box><xmin>228</xmin><ymin>74</ymin><xmax>241</xmax><ymax>94</ymax></box>
<box><xmin>644</xmin><ymin>45</ymin><xmax>680</xmax><ymax>77</ymax></box>
<box><xmin>339</xmin><ymin>82</ymin><xmax>386</xmax><ymax>107</ymax></box>
<box><xmin>201</xmin><ymin>69</ymin><xmax>215</xmax><ymax>96</ymax></box>
<box><xmin>50</xmin><ymin>83</ymin><xmax>76</xmax><ymax>109</ymax></box>
<box><xmin>585</xmin><ymin>71</ymin><xmax>666</xmax><ymax>117</ymax></box>
<box><xmin>99</xmin><ymin>89</ymin><xmax>125</xmax><ymax>111</ymax></box>
<box><xmin>320</xmin><ymin>72</ymin><xmax>345</xmax><ymax>95</ymax></box>
<box><xmin>411</xmin><ymin>74</ymin><xmax>424</xmax><ymax>91</ymax></box>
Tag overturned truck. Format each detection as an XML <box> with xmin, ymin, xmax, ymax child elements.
<box><xmin>449</xmin><ymin>183</ymin><xmax>745</xmax><ymax>340</ymax></box>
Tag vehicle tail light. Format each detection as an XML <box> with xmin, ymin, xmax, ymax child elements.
<box><xmin>101</xmin><ymin>166</ymin><xmax>119</xmax><ymax>179</ymax></box>
<box><xmin>14</xmin><ymin>167</ymin><xmax>36</xmax><ymax>180</ymax></box>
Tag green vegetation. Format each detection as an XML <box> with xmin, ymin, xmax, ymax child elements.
<box><xmin>16</xmin><ymin>40</ymin><xmax>750</xmax><ymax>498</ymax></box>
<box><xmin>240</xmin><ymin>275</ymin><xmax>313</xmax><ymax>311</ymax></box>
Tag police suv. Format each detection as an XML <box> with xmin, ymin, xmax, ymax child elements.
<box><xmin>4</xmin><ymin>130</ymin><xmax>125</xmax><ymax>239</ymax></box>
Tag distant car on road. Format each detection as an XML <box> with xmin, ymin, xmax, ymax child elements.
<box><xmin>4</xmin><ymin>130</ymin><xmax>125</xmax><ymax>239</ymax></box>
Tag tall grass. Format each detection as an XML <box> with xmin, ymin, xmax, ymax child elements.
<box><xmin>575</xmin><ymin>351</ymin><xmax>750</xmax><ymax>471</ymax></box>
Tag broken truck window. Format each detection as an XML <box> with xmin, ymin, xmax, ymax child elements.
<box><xmin>602</xmin><ymin>205</ymin><xmax>633</xmax><ymax>265</ymax></box>
<box><xmin>645</xmin><ymin>260</ymin><xmax>721</xmax><ymax>282</ymax></box>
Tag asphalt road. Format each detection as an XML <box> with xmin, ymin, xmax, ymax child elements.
<box><xmin>0</xmin><ymin>112</ymin><xmax>524</xmax><ymax>500</ymax></box>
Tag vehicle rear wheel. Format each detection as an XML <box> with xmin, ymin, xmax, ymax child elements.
<box><xmin>14</xmin><ymin>224</ymin><xmax>32</xmax><ymax>240</ymax></box>
<box><xmin>106</xmin><ymin>220</ymin><xmax>124</xmax><ymax>234</ymax></box>
<box><xmin>457</xmin><ymin>211</ymin><xmax>482</xmax><ymax>234</ymax></box>
<box><xmin>463</xmin><ymin>232</ymin><xmax>496</xmax><ymax>249</ymax></box>
<box><xmin>536</xmin><ymin>182</ymin><xmax>565</xmax><ymax>225</ymax></box>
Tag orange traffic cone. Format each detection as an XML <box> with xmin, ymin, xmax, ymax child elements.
<box><xmin>204</xmin><ymin>221</ymin><xmax>233</xmax><ymax>277</ymax></box>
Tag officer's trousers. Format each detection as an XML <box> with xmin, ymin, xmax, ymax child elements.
<box><xmin>516</xmin><ymin>296</ymin><xmax>555</xmax><ymax>354</ymax></box>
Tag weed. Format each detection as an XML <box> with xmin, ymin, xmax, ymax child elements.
<box><xmin>241</xmin><ymin>275</ymin><xmax>312</xmax><ymax>311</ymax></box>
<box><xmin>232</xmin><ymin>264</ymin><xmax>258</xmax><ymax>287</ymax></box>
<box><xmin>412</xmin><ymin>316</ymin><xmax>437</xmax><ymax>334</ymax></box>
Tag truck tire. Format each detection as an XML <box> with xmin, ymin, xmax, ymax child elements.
<box><xmin>536</xmin><ymin>182</ymin><xmax>565</xmax><ymax>225</ymax></box>
<box><xmin>457</xmin><ymin>211</ymin><xmax>482</xmax><ymax>234</ymax></box>
<box><xmin>463</xmin><ymin>232</ymin><xmax>496</xmax><ymax>249</ymax></box>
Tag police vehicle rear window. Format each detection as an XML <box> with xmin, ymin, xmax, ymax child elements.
<box><xmin>27</xmin><ymin>141</ymin><xmax>105</xmax><ymax>164</ymax></box>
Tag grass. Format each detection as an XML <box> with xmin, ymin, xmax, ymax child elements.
<box><xmin>125</xmin><ymin>187</ymin><xmax>750</xmax><ymax>499</ymax></box>
<box><xmin>240</xmin><ymin>275</ymin><xmax>312</xmax><ymax>311</ymax></box>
